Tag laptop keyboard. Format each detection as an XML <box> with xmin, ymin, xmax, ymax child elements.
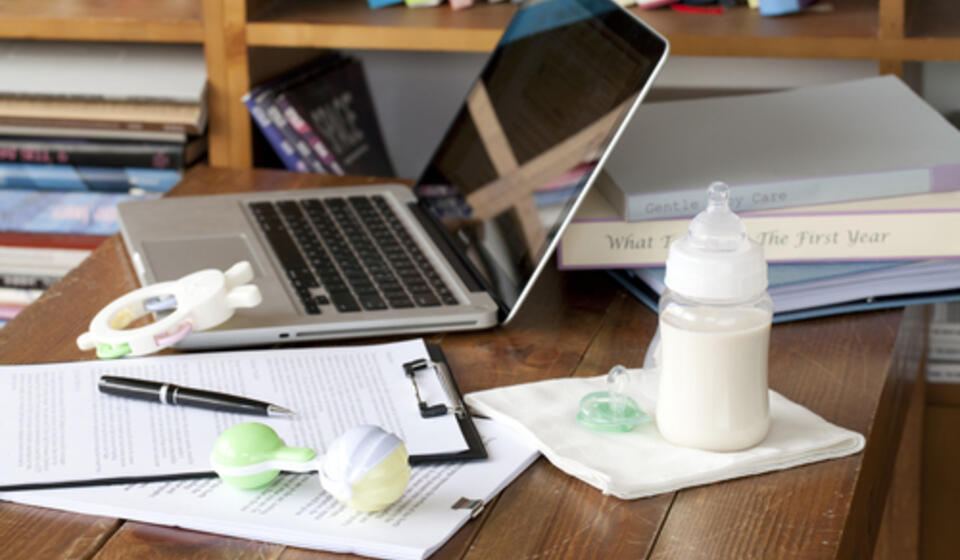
<box><xmin>249</xmin><ymin>195</ymin><xmax>459</xmax><ymax>315</ymax></box>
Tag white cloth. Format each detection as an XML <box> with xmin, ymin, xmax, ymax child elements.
<box><xmin>464</xmin><ymin>374</ymin><xmax>864</xmax><ymax>500</ymax></box>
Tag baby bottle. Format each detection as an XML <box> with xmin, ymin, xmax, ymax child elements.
<box><xmin>655</xmin><ymin>182</ymin><xmax>773</xmax><ymax>452</ymax></box>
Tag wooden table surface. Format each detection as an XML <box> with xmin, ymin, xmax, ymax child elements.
<box><xmin>0</xmin><ymin>167</ymin><xmax>925</xmax><ymax>559</ymax></box>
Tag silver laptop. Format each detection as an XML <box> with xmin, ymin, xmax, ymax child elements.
<box><xmin>117</xmin><ymin>0</ymin><xmax>669</xmax><ymax>349</ymax></box>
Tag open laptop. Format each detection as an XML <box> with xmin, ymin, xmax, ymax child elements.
<box><xmin>117</xmin><ymin>0</ymin><xmax>669</xmax><ymax>349</ymax></box>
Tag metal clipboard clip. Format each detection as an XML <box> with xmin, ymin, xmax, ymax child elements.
<box><xmin>403</xmin><ymin>358</ymin><xmax>467</xmax><ymax>419</ymax></box>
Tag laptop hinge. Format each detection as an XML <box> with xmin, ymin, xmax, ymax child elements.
<box><xmin>409</xmin><ymin>201</ymin><xmax>509</xmax><ymax>321</ymax></box>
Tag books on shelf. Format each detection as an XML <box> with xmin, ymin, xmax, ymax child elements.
<box><xmin>0</xmin><ymin>42</ymin><xmax>207</xmax><ymax>141</ymax></box>
<box><xmin>928</xmin><ymin>302</ymin><xmax>960</xmax><ymax>368</ymax></box>
<box><xmin>244</xmin><ymin>54</ymin><xmax>395</xmax><ymax>177</ymax></box>
<box><xmin>0</xmin><ymin>136</ymin><xmax>206</xmax><ymax>170</ymax></box>
<box><xmin>0</xmin><ymin>162</ymin><xmax>181</xmax><ymax>193</ymax></box>
<box><xmin>0</xmin><ymin>97</ymin><xmax>207</xmax><ymax>136</ymax></box>
<box><xmin>0</xmin><ymin>189</ymin><xmax>146</xmax><ymax>237</ymax></box>
<box><xmin>0</xmin><ymin>41</ymin><xmax>206</xmax><ymax>105</ymax></box>
<box><xmin>599</xmin><ymin>76</ymin><xmax>960</xmax><ymax>222</ymax></box>
<box><xmin>0</xmin><ymin>40</ymin><xmax>205</xmax><ymax>313</ymax></box>
<box><xmin>558</xmin><ymin>179</ymin><xmax>960</xmax><ymax>269</ymax></box>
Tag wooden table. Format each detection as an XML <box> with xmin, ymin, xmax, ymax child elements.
<box><xmin>0</xmin><ymin>168</ymin><xmax>925</xmax><ymax>559</ymax></box>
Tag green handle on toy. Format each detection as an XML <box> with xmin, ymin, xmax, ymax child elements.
<box><xmin>211</xmin><ymin>423</ymin><xmax>316</xmax><ymax>489</ymax></box>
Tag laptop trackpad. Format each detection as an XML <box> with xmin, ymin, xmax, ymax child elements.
<box><xmin>141</xmin><ymin>236</ymin><xmax>263</xmax><ymax>281</ymax></box>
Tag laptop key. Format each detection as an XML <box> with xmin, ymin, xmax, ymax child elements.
<box><xmin>439</xmin><ymin>292</ymin><xmax>459</xmax><ymax>305</ymax></box>
<box><xmin>413</xmin><ymin>293</ymin><xmax>441</xmax><ymax>307</ymax></box>
<box><xmin>329</xmin><ymin>291</ymin><xmax>361</xmax><ymax>313</ymax></box>
<box><xmin>359</xmin><ymin>294</ymin><xmax>388</xmax><ymax>311</ymax></box>
<box><xmin>388</xmin><ymin>297</ymin><xmax>415</xmax><ymax>309</ymax></box>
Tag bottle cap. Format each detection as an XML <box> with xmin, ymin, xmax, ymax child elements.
<box><xmin>663</xmin><ymin>182</ymin><xmax>767</xmax><ymax>301</ymax></box>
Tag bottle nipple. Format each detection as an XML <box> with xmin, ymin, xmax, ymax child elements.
<box><xmin>687</xmin><ymin>182</ymin><xmax>747</xmax><ymax>252</ymax></box>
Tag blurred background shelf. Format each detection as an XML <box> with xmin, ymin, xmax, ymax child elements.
<box><xmin>1</xmin><ymin>0</ymin><xmax>957</xmax><ymax>179</ymax></box>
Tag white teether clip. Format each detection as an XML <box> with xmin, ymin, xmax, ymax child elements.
<box><xmin>77</xmin><ymin>261</ymin><xmax>262</xmax><ymax>359</ymax></box>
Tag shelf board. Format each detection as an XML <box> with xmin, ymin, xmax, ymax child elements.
<box><xmin>0</xmin><ymin>0</ymin><xmax>204</xmax><ymax>43</ymax></box>
<box><xmin>247</xmin><ymin>0</ymin><xmax>886</xmax><ymax>58</ymax></box>
<box><xmin>248</xmin><ymin>0</ymin><xmax>515</xmax><ymax>52</ymax></box>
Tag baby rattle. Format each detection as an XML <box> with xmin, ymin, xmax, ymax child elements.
<box><xmin>211</xmin><ymin>423</ymin><xmax>411</xmax><ymax>512</ymax></box>
<box><xmin>77</xmin><ymin>261</ymin><xmax>262</xmax><ymax>359</ymax></box>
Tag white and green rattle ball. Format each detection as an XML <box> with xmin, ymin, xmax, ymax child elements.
<box><xmin>210</xmin><ymin>423</ymin><xmax>411</xmax><ymax>512</ymax></box>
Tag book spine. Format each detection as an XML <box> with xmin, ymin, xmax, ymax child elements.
<box><xmin>276</xmin><ymin>94</ymin><xmax>344</xmax><ymax>175</ymax></box>
<box><xmin>0</xmin><ymin>189</ymin><xmax>145</xmax><ymax>236</ymax></box>
<box><xmin>0</xmin><ymin>244</ymin><xmax>90</xmax><ymax>276</ymax></box>
<box><xmin>263</xmin><ymin>96</ymin><xmax>327</xmax><ymax>174</ymax></box>
<box><xmin>0</xmin><ymin>231</ymin><xmax>108</xmax><ymax>250</ymax></box>
<box><xmin>618</xmin><ymin>165</ymin><xmax>960</xmax><ymax>222</ymax></box>
<box><xmin>0</xmin><ymin>115</ymin><xmax>202</xmax><ymax>136</ymax></box>
<box><xmin>242</xmin><ymin>90</ymin><xmax>308</xmax><ymax>173</ymax></box>
<box><xmin>0</xmin><ymin>163</ymin><xmax>180</xmax><ymax>193</ymax></box>
<box><xmin>0</xmin><ymin>138</ymin><xmax>186</xmax><ymax>169</ymax></box>
<box><xmin>926</xmin><ymin>362</ymin><xmax>960</xmax><ymax>384</ymax></box>
<box><xmin>558</xmin><ymin>209</ymin><xmax>960</xmax><ymax>269</ymax></box>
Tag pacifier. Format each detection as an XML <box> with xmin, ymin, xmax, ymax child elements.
<box><xmin>577</xmin><ymin>365</ymin><xmax>651</xmax><ymax>432</ymax></box>
<box><xmin>577</xmin><ymin>336</ymin><xmax>660</xmax><ymax>432</ymax></box>
<box><xmin>210</xmin><ymin>423</ymin><xmax>411</xmax><ymax>512</ymax></box>
<box><xmin>77</xmin><ymin>261</ymin><xmax>262</xmax><ymax>359</ymax></box>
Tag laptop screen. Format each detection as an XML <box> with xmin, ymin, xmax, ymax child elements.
<box><xmin>415</xmin><ymin>0</ymin><xmax>667</xmax><ymax>317</ymax></box>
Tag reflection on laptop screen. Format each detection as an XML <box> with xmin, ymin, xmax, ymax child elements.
<box><xmin>415</xmin><ymin>0</ymin><xmax>666</xmax><ymax>312</ymax></box>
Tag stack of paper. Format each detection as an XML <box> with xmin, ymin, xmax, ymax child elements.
<box><xmin>0</xmin><ymin>340</ymin><xmax>540</xmax><ymax>559</ymax></box>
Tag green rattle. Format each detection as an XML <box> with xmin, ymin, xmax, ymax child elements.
<box><xmin>210</xmin><ymin>423</ymin><xmax>411</xmax><ymax>512</ymax></box>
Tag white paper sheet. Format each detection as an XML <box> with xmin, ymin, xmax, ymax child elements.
<box><xmin>0</xmin><ymin>339</ymin><xmax>467</xmax><ymax>488</ymax></box>
<box><xmin>2</xmin><ymin>419</ymin><xmax>539</xmax><ymax>560</ymax></box>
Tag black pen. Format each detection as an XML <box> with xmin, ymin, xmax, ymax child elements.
<box><xmin>97</xmin><ymin>376</ymin><xmax>294</xmax><ymax>417</ymax></box>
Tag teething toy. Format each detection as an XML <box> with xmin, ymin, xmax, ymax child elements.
<box><xmin>211</xmin><ymin>423</ymin><xmax>411</xmax><ymax>512</ymax></box>
<box><xmin>77</xmin><ymin>261</ymin><xmax>262</xmax><ymax>359</ymax></box>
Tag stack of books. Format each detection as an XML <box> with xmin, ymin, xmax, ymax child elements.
<box><xmin>0</xmin><ymin>41</ymin><xmax>208</xmax><ymax>325</ymax></box>
<box><xmin>557</xmin><ymin>76</ymin><xmax>960</xmax><ymax>323</ymax></box>
<box><xmin>243</xmin><ymin>52</ymin><xmax>394</xmax><ymax>178</ymax></box>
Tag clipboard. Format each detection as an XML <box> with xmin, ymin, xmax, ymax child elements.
<box><xmin>0</xmin><ymin>341</ymin><xmax>486</xmax><ymax>492</ymax></box>
<box><xmin>403</xmin><ymin>343</ymin><xmax>487</xmax><ymax>465</ymax></box>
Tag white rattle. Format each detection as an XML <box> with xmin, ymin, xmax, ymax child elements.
<box><xmin>77</xmin><ymin>261</ymin><xmax>262</xmax><ymax>359</ymax></box>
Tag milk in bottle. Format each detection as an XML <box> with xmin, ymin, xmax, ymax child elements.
<box><xmin>655</xmin><ymin>182</ymin><xmax>773</xmax><ymax>452</ymax></box>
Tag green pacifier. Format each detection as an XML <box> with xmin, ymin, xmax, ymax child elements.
<box><xmin>577</xmin><ymin>365</ymin><xmax>651</xmax><ymax>432</ymax></box>
<box><xmin>210</xmin><ymin>422</ymin><xmax>412</xmax><ymax>512</ymax></box>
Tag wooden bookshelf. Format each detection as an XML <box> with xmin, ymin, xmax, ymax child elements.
<box><xmin>0</xmin><ymin>0</ymin><xmax>958</xmax><ymax>168</ymax></box>
<box><xmin>0</xmin><ymin>0</ymin><xmax>204</xmax><ymax>43</ymax></box>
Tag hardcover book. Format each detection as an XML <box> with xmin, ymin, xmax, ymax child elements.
<box><xmin>0</xmin><ymin>189</ymin><xmax>153</xmax><ymax>236</ymax></box>
<box><xmin>0</xmin><ymin>162</ymin><xmax>181</xmax><ymax>193</ymax></box>
<box><xmin>558</xmin><ymin>178</ymin><xmax>960</xmax><ymax>268</ymax></box>
<box><xmin>0</xmin><ymin>136</ymin><xmax>206</xmax><ymax>170</ymax></box>
<box><xmin>600</xmin><ymin>76</ymin><xmax>960</xmax><ymax>221</ymax></box>
<box><xmin>0</xmin><ymin>42</ymin><xmax>206</xmax><ymax>105</ymax></box>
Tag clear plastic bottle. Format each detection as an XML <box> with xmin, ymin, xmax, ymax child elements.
<box><xmin>655</xmin><ymin>182</ymin><xmax>773</xmax><ymax>452</ymax></box>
